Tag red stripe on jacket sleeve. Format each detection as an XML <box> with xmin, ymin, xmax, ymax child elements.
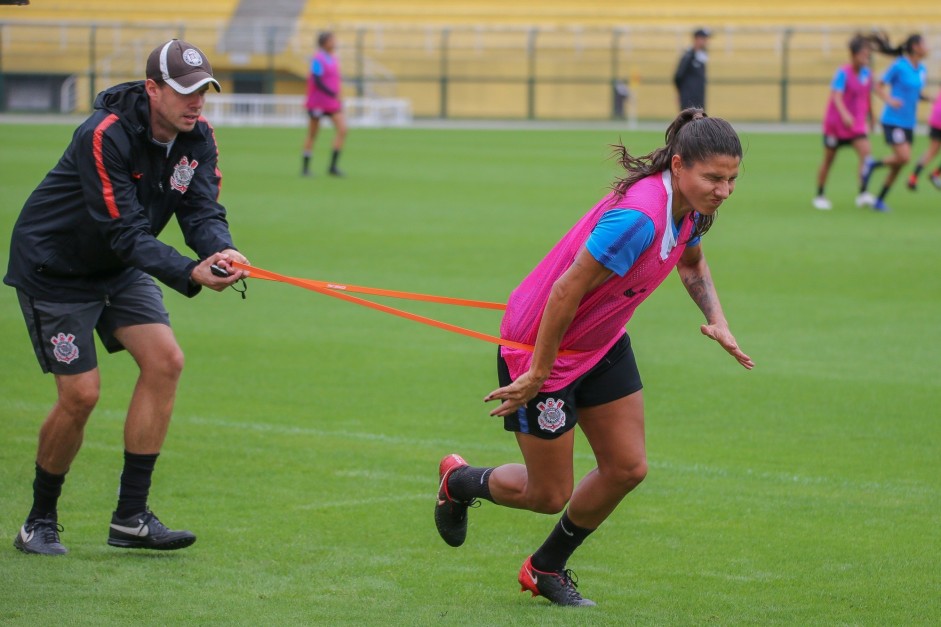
<box><xmin>93</xmin><ymin>114</ymin><xmax>121</xmax><ymax>218</ymax></box>
<box><xmin>199</xmin><ymin>116</ymin><xmax>223</xmax><ymax>201</ymax></box>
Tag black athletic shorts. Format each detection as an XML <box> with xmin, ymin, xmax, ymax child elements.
<box><xmin>883</xmin><ymin>124</ymin><xmax>914</xmax><ymax>146</ymax></box>
<box><xmin>307</xmin><ymin>107</ymin><xmax>341</xmax><ymax>119</ymax></box>
<box><xmin>498</xmin><ymin>334</ymin><xmax>643</xmax><ymax>440</ymax></box>
<box><xmin>16</xmin><ymin>273</ymin><xmax>170</xmax><ymax>375</ymax></box>
<box><xmin>823</xmin><ymin>133</ymin><xmax>866</xmax><ymax>149</ymax></box>
<box><xmin>930</xmin><ymin>126</ymin><xmax>941</xmax><ymax>141</ymax></box>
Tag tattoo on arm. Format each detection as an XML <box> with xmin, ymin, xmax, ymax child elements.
<box><xmin>682</xmin><ymin>271</ymin><xmax>719</xmax><ymax>321</ymax></box>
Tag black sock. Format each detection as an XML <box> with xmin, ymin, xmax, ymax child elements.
<box><xmin>912</xmin><ymin>164</ymin><xmax>924</xmax><ymax>177</ymax></box>
<box><xmin>860</xmin><ymin>161</ymin><xmax>881</xmax><ymax>193</ymax></box>
<box><xmin>878</xmin><ymin>184</ymin><xmax>890</xmax><ymax>202</ymax></box>
<box><xmin>816</xmin><ymin>185</ymin><xmax>824</xmax><ymax>197</ymax></box>
<box><xmin>531</xmin><ymin>510</ymin><xmax>595</xmax><ymax>573</ymax></box>
<box><xmin>330</xmin><ymin>149</ymin><xmax>341</xmax><ymax>171</ymax></box>
<box><xmin>115</xmin><ymin>451</ymin><xmax>158</xmax><ymax>518</ymax></box>
<box><xmin>27</xmin><ymin>463</ymin><xmax>66</xmax><ymax>522</ymax></box>
<box><xmin>447</xmin><ymin>466</ymin><xmax>495</xmax><ymax>503</ymax></box>
<box><xmin>302</xmin><ymin>152</ymin><xmax>311</xmax><ymax>174</ymax></box>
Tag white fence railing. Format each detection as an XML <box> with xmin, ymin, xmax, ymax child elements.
<box><xmin>200</xmin><ymin>95</ymin><xmax>412</xmax><ymax>127</ymax></box>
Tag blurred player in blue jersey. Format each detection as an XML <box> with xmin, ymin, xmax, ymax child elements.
<box><xmin>859</xmin><ymin>33</ymin><xmax>929</xmax><ymax>212</ymax></box>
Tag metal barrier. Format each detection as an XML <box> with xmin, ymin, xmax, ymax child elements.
<box><xmin>0</xmin><ymin>20</ymin><xmax>938</xmax><ymax>122</ymax></box>
<box><xmin>200</xmin><ymin>94</ymin><xmax>412</xmax><ymax>127</ymax></box>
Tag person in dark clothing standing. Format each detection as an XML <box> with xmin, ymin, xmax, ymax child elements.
<box><xmin>5</xmin><ymin>39</ymin><xmax>249</xmax><ymax>555</ymax></box>
<box><xmin>674</xmin><ymin>28</ymin><xmax>711</xmax><ymax>111</ymax></box>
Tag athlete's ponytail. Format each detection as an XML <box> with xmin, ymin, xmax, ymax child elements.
<box><xmin>610</xmin><ymin>107</ymin><xmax>742</xmax><ymax>239</ymax></box>
<box><xmin>869</xmin><ymin>31</ymin><xmax>922</xmax><ymax>57</ymax></box>
<box><xmin>611</xmin><ymin>108</ymin><xmax>703</xmax><ymax>196</ymax></box>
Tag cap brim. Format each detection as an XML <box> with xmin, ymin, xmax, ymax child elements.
<box><xmin>165</xmin><ymin>74</ymin><xmax>221</xmax><ymax>95</ymax></box>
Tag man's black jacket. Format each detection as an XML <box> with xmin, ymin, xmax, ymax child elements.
<box><xmin>5</xmin><ymin>81</ymin><xmax>235</xmax><ymax>302</ymax></box>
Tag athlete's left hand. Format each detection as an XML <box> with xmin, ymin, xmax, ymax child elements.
<box><xmin>485</xmin><ymin>370</ymin><xmax>544</xmax><ymax>417</ymax></box>
<box><xmin>701</xmin><ymin>323</ymin><xmax>754</xmax><ymax>369</ymax></box>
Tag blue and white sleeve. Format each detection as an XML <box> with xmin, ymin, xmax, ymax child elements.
<box><xmin>585</xmin><ymin>209</ymin><xmax>656</xmax><ymax>276</ymax></box>
<box><xmin>881</xmin><ymin>61</ymin><xmax>898</xmax><ymax>86</ymax></box>
<box><xmin>830</xmin><ymin>68</ymin><xmax>847</xmax><ymax>91</ymax></box>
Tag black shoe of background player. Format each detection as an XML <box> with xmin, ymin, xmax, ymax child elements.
<box><xmin>328</xmin><ymin>167</ymin><xmax>345</xmax><ymax>177</ymax></box>
<box><xmin>14</xmin><ymin>518</ymin><xmax>68</xmax><ymax>555</ymax></box>
<box><xmin>107</xmin><ymin>510</ymin><xmax>196</xmax><ymax>550</ymax></box>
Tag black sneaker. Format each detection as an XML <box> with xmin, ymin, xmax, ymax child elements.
<box><xmin>434</xmin><ymin>454</ymin><xmax>476</xmax><ymax>547</ymax></box>
<box><xmin>13</xmin><ymin>518</ymin><xmax>68</xmax><ymax>555</ymax></box>
<box><xmin>518</xmin><ymin>555</ymin><xmax>596</xmax><ymax>607</ymax></box>
<box><xmin>108</xmin><ymin>510</ymin><xmax>196</xmax><ymax>550</ymax></box>
<box><xmin>328</xmin><ymin>167</ymin><xmax>345</xmax><ymax>177</ymax></box>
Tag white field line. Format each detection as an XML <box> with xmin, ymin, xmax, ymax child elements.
<box><xmin>4</xmin><ymin>399</ymin><xmax>937</xmax><ymax>500</ymax></box>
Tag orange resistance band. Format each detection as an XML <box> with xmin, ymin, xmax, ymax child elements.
<box><xmin>230</xmin><ymin>261</ymin><xmax>562</xmax><ymax>354</ymax></box>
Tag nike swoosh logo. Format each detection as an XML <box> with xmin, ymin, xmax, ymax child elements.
<box><xmin>110</xmin><ymin>521</ymin><xmax>149</xmax><ymax>537</ymax></box>
<box><xmin>560</xmin><ymin>521</ymin><xmax>574</xmax><ymax>537</ymax></box>
<box><xmin>437</xmin><ymin>474</ymin><xmax>450</xmax><ymax>505</ymax></box>
<box><xmin>22</xmin><ymin>528</ymin><xmax>34</xmax><ymax>543</ymax></box>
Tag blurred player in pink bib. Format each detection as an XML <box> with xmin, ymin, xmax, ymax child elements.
<box><xmin>301</xmin><ymin>31</ymin><xmax>348</xmax><ymax>177</ymax></box>
<box><xmin>813</xmin><ymin>35</ymin><xmax>891</xmax><ymax>210</ymax></box>
<box><xmin>433</xmin><ymin>109</ymin><xmax>753</xmax><ymax>607</ymax></box>
<box><xmin>906</xmin><ymin>87</ymin><xmax>941</xmax><ymax>191</ymax></box>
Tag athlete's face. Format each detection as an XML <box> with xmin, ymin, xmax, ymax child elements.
<box><xmin>852</xmin><ymin>46</ymin><xmax>871</xmax><ymax>69</ymax></box>
<box><xmin>146</xmin><ymin>79</ymin><xmax>209</xmax><ymax>142</ymax></box>
<box><xmin>671</xmin><ymin>153</ymin><xmax>740</xmax><ymax>219</ymax></box>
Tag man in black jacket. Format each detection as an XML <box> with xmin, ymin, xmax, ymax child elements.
<box><xmin>673</xmin><ymin>28</ymin><xmax>711</xmax><ymax>111</ymax></box>
<box><xmin>5</xmin><ymin>39</ymin><xmax>249</xmax><ymax>555</ymax></box>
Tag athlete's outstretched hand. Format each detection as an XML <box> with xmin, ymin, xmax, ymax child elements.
<box><xmin>484</xmin><ymin>370</ymin><xmax>545</xmax><ymax>417</ymax></box>
<box><xmin>701</xmin><ymin>323</ymin><xmax>754</xmax><ymax>370</ymax></box>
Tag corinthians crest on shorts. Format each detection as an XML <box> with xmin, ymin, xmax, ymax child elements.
<box><xmin>169</xmin><ymin>156</ymin><xmax>199</xmax><ymax>193</ymax></box>
<box><xmin>50</xmin><ymin>332</ymin><xmax>80</xmax><ymax>364</ymax></box>
<box><xmin>536</xmin><ymin>398</ymin><xmax>567</xmax><ymax>433</ymax></box>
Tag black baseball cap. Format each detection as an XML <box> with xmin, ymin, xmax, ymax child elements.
<box><xmin>694</xmin><ymin>28</ymin><xmax>711</xmax><ymax>38</ymax></box>
<box><xmin>146</xmin><ymin>39</ymin><xmax>221</xmax><ymax>94</ymax></box>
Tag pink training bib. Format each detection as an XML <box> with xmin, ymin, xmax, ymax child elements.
<box><xmin>500</xmin><ymin>171</ymin><xmax>695</xmax><ymax>391</ymax></box>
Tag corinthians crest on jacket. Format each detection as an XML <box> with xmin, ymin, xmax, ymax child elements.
<box><xmin>170</xmin><ymin>156</ymin><xmax>199</xmax><ymax>193</ymax></box>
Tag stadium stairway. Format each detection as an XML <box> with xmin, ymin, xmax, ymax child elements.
<box><xmin>0</xmin><ymin>0</ymin><xmax>238</xmax><ymax>25</ymax></box>
<box><xmin>220</xmin><ymin>0</ymin><xmax>306</xmax><ymax>55</ymax></box>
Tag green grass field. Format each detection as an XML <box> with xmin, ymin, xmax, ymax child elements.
<box><xmin>0</xmin><ymin>121</ymin><xmax>939</xmax><ymax>626</ymax></box>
